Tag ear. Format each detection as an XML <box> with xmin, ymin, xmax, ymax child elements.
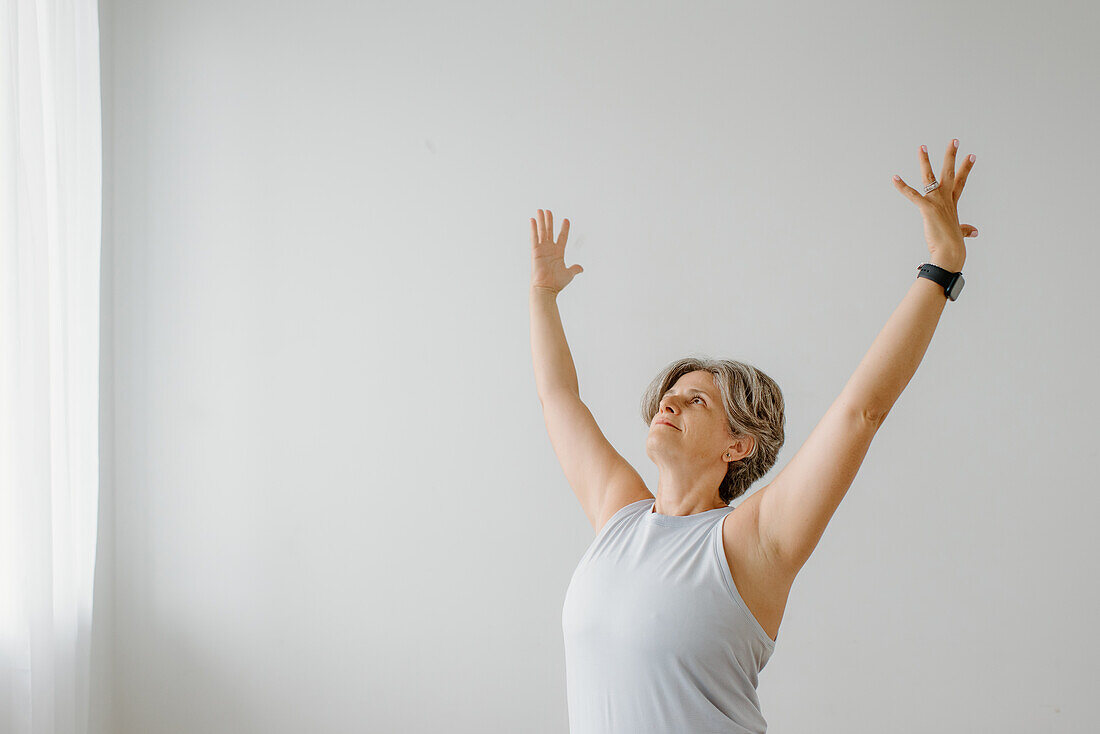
<box><xmin>725</xmin><ymin>434</ymin><xmax>755</xmax><ymax>462</ymax></box>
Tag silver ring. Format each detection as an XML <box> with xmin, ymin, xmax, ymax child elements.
<box><xmin>923</xmin><ymin>180</ymin><xmax>940</xmax><ymax>194</ymax></box>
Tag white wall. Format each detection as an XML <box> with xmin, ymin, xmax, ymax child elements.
<box><xmin>98</xmin><ymin>1</ymin><xmax>1100</xmax><ymax>732</ymax></box>
<box><xmin>90</xmin><ymin>0</ymin><xmax>116</xmax><ymax>730</ymax></box>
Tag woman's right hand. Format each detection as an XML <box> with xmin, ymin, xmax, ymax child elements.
<box><xmin>529</xmin><ymin>209</ymin><xmax>582</xmax><ymax>294</ymax></box>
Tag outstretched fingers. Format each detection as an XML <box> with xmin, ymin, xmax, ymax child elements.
<box><xmin>918</xmin><ymin>144</ymin><xmax>935</xmax><ymax>188</ymax></box>
<box><xmin>892</xmin><ymin>174</ymin><xmax>927</xmax><ymax>206</ymax></box>
<box><xmin>894</xmin><ymin>139</ymin><xmax>976</xmax><ymax>206</ymax></box>
<box><xmin>953</xmin><ymin>153</ymin><xmax>976</xmax><ymax>202</ymax></box>
<box><xmin>940</xmin><ymin>139</ymin><xmax>958</xmax><ymax>190</ymax></box>
<box><xmin>533</xmin><ymin>208</ymin><xmax>569</xmax><ymax>248</ymax></box>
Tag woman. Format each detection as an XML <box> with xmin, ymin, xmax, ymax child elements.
<box><xmin>528</xmin><ymin>140</ymin><xmax>979</xmax><ymax>733</ymax></box>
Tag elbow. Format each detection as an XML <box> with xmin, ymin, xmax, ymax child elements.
<box><xmin>860</xmin><ymin>405</ymin><xmax>890</xmax><ymax>427</ymax></box>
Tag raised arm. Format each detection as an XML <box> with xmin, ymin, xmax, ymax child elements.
<box><xmin>529</xmin><ymin>209</ymin><xmax>583</xmax><ymax>397</ymax></box>
<box><xmin>757</xmin><ymin>140</ymin><xmax>981</xmax><ymax>575</ymax></box>
<box><xmin>529</xmin><ymin>210</ymin><xmax>649</xmax><ymax>531</ymax></box>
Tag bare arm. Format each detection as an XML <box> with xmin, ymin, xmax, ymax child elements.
<box><xmin>758</xmin><ymin>140</ymin><xmax>980</xmax><ymax>573</ymax></box>
<box><xmin>835</xmin><ymin>140</ymin><xmax>978</xmax><ymax>421</ymax></box>
<box><xmin>530</xmin><ymin>286</ymin><xmax>580</xmax><ymax>399</ymax></box>
<box><xmin>835</xmin><ymin>261</ymin><xmax>962</xmax><ymax>424</ymax></box>
<box><xmin>528</xmin><ymin>210</ymin><xmax>646</xmax><ymax>530</ymax></box>
<box><xmin>757</xmin><ymin>272</ymin><xmax>959</xmax><ymax>573</ymax></box>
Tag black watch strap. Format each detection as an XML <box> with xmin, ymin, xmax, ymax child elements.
<box><xmin>916</xmin><ymin>262</ymin><xmax>965</xmax><ymax>301</ymax></box>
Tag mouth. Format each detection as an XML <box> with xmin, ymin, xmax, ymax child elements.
<box><xmin>656</xmin><ymin>420</ymin><xmax>679</xmax><ymax>431</ymax></box>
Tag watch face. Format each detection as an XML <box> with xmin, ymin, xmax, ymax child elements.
<box><xmin>948</xmin><ymin>274</ymin><xmax>964</xmax><ymax>300</ymax></box>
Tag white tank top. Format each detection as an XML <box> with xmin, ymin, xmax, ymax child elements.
<box><xmin>562</xmin><ymin>497</ymin><xmax>777</xmax><ymax>733</ymax></box>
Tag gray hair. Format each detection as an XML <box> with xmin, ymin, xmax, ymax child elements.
<box><xmin>640</xmin><ymin>355</ymin><xmax>786</xmax><ymax>504</ymax></box>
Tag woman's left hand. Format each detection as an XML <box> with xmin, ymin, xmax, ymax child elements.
<box><xmin>893</xmin><ymin>139</ymin><xmax>977</xmax><ymax>272</ymax></box>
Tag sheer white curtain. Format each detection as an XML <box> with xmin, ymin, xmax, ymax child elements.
<box><xmin>0</xmin><ymin>0</ymin><xmax>103</xmax><ymax>733</ymax></box>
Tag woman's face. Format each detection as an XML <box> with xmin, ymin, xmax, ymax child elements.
<box><xmin>647</xmin><ymin>371</ymin><xmax>735</xmax><ymax>465</ymax></box>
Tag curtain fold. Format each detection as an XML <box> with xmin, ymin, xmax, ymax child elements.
<box><xmin>0</xmin><ymin>0</ymin><xmax>104</xmax><ymax>733</ymax></box>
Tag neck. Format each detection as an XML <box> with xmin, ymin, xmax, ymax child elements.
<box><xmin>652</xmin><ymin>467</ymin><xmax>726</xmax><ymax>516</ymax></box>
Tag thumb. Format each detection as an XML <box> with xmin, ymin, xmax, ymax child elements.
<box><xmin>570</xmin><ymin>264</ymin><xmax>583</xmax><ymax>275</ymax></box>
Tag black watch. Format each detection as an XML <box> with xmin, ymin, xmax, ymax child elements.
<box><xmin>916</xmin><ymin>262</ymin><xmax>965</xmax><ymax>301</ymax></box>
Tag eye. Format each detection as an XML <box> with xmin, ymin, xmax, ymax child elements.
<box><xmin>692</xmin><ymin>397</ymin><xmax>704</xmax><ymax>405</ymax></box>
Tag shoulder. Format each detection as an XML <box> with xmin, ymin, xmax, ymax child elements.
<box><xmin>594</xmin><ymin>487</ymin><xmax>654</xmax><ymax>535</ymax></box>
